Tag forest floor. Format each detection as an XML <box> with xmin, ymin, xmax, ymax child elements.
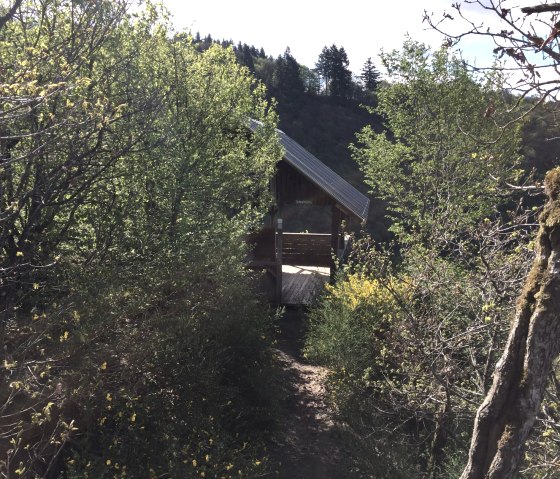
<box><xmin>268</xmin><ymin>306</ymin><xmax>356</xmax><ymax>479</ymax></box>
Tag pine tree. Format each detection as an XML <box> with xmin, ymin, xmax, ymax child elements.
<box><xmin>361</xmin><ymin>57</ymin><xmax>380</xmax><ymax>91</ymax></box>
<box><xmin>273</xmin><ymin>47</ymin><xmax>304</xmax><ymax>100</ymax></box>
<box><xmin>316</xmin><ymin>44</ymin><xmax>352</xmax><ymax>98</ymax></box>
<box><xmin>241</xmin><ymin>43</ymin><xmax>255</xmax><ymax>72</ymax></box>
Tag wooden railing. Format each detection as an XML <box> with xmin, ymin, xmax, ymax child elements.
<box><xmin>247</xmin><ymin>230</ymin><xmax>334</xmax><ymax>267</ymax></box>
<box><xmin>281</xmin><ymin>233</ymin><xmax>332</xmax><ymax>266</ymax></box>
<box><xmin>247</xmin><ymin>226</ymin><xmax>341</xmax><ymax>303</ymax></box>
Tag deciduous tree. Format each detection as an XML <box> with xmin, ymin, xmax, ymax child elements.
<box><xmin>425</xmin><ymin>3</ymin><xmax>560</xmax><ymax>476</ymax></box>
<box><xmin>306</xmin><ymin>40</ymin><xmax>532</xmax><ymax>477</ymax></box>
<box><xmin>0</xmin><ymin>1</ymin><xmax>281</xmax><ymax>476</ymax></box>
<box><xmin>353</xmin><ymin>40</ymin><xmax>520</xmax><ymax>245</ymax></box>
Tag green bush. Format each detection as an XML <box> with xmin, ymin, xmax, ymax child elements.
<box><xmin>305</xmin><ymin>273</ymin><xmax>419</xmax><ymax>477</ymax></box>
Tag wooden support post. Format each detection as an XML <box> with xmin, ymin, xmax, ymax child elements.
<box><xmin>275</xmin><ymin>218</ymin><xmax>283</xmax><ymax>304</ymax></box>
<box><xmin>339</xmin><ymin>213</ymin><xmax>348</xmax><ymax>250</ymax></box>
<box><xmin>331</xmin><ymin>205</ymin><xmax>341</xmax><ymax>279</ymax></box>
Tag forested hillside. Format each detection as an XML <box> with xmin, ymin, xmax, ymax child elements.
<box><xmin>2</xmin><ymin>1</ymin><xmax>560</xmax><ymax>479</ymax></box>
<box><xmin>195</xmin><ymin>34</ymin><xmax>560</xmax><ymax>240</ymax></box>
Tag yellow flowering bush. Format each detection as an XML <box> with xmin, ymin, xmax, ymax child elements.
<box><xmin>325</xmin><ymin>273</ymin><xmax>404</xmax><ymax>313</ymax></box>
<box><xmin>306</xmin><ymin>273</ymin><xmax>409</xmax><ymax>375</ymax></box>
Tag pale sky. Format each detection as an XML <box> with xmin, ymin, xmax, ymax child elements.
<box><xmin>160</xmin><ymin>1</ymin><xmax>550</xmax><ymax>77</ymax></box>
<box><xmin>161</xmin><ymin>0</ymin><xmax>459</xmax><ymax>74</ymax></box>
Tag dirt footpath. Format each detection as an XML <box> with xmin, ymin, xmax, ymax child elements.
<box><xmin>268</xmin><ymin>307</ymin><xmax>355</xmax><ymax>479</ymax></box>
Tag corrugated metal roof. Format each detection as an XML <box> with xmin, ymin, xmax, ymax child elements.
<box><xmin>250</xmin><ymin>119</ymin><xmax>370</xmax><ymax>221</ymax></box>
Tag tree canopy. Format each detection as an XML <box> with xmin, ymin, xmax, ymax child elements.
<box><xmin>1</xmin><ymin>1</ymin><xmax>282</xmax><ymax>476</ymax></box>
<box><xmin>353</xmin><ymin>40</ymin><xmax>520</xmax><ymax>245</ymax></box>
<box><xmin>316</xmin><ymin>44</ymin><xmax>353</xmax><ymax>98</ymax></box>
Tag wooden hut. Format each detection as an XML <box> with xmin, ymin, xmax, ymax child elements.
<box><xmin>248</xmin><ymin>120</ymin><xmax>369</xmax><ymax>304</ymax></box>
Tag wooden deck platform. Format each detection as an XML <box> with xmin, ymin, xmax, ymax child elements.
<box><xmin>282</xmin><ymin>265</ymin><xmax>330</xmax><ymax>305</ymax></box>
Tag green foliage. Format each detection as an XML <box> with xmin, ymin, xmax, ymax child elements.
<box><xmin>306</xmin><ymin>40</ymin><xmax>539</xmax><ymax>477</ymax></box>
<box><xmin>272</xmin><ymin>48</ymin><xmax>305</xmax><ymax>102</ymax></box>
<box><xmin>352</xmin><ymin>39</ymin><xmax>522</xmax><ymax>245</ymax></box>
<box><xmin>61</xmin><ymin>266</ymin><xmax>278</xmax><ymax>478</ymax></box>
<box><xmin>306</xmin><ymin>230</ymin><xmax>533</xmax><ymax>476</ymax></box>
<box><xmin>0</xmin><ymin>1</ymin><xmax>282</xmax><ymax>477</ymax></box>
<box><xmin>305</xmin><ymin>272</ymin><xmax>415</xmax><ymax>476</ymax></box>
<box><xmin>316</xmin><ymin>44</ymin><xmax>353</xmax><ymax>98</ymax></box>
<box><xmin>299</xmin><ymin>65</ymin><xmax>321</xmax><ymax>95</ymax></box>
<box><xmin>360</xmin><ymin>57</ymin><xmax>381</xmax><ymax>92</ymax></box>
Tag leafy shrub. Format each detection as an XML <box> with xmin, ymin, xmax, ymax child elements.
<box><xmin>305</xmin><ymin>273</ymin><xmax>418</xmax><ymax>476</ymax></box>
<box><xmin>0</xmin><ymin>2</ymin><xmax>282</xmax><ymax>477</ymax></box>
<box><xmin>304</xmin><ymin>240</ymin><xmax>530</xmax><ymax>477</ymax></box>
<box><xmin>2</xmin><ymin>246</ymin><xmax>280</xmax><ymax>478</ymax></box>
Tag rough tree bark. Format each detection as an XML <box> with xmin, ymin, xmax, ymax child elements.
<box><xmin>461</xmin><ymin>167</ymin><xmax>560</xmax><ymax>478</ymax></box>
<box><xmin>0</xmin><ymin>0</ymin><xmax>23</xmax><ymax>31</ymax></box>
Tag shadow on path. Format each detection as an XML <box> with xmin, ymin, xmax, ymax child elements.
<box><xmin>268</xmin><ymin>306</ymin><xmax>355</xmax><ymax>478</ymax></box>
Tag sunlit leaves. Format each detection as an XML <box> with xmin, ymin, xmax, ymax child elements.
<box><xmin>353</xmin><ymin>40</ymin><xmax>521</xmax><ymax>245</ymax></box>
<box><xmin>1</xmin><ymin>2</ymin><xmax>280</xmax><ymax>477</ymax></box>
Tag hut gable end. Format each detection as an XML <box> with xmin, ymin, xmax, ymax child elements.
<box><xmin>249</xmin><ymin>119</ymin><xmax>370</xmax><ymax>222</ymax></box>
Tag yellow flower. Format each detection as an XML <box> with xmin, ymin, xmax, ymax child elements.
<box><xmin>130</xmin><ymin>413</ymin><xmax>136</xmax><ymax>422</ymax></box>
<box><xmin>16</xmin><ymin>251</ymin><xmax>24</xmax><ymax>257</ymax></box>
<box><xmin>100</xmin><ymin>362</ymin><xmax>107</xmax><ymax>371</ymax></box>
<box><xmin>3</xmin><ymin>360</ymin><xmax>17</xmax><ymax>370</ymax></box>
<box><xmin>106</xmin><ymin>459</ymin><xmax>112</xmax><ymax>466</ymax></box>
<box><xmin>192</xmin><ymin>459</ymin><xmax>197</xmax><ymax>467</ymax></box>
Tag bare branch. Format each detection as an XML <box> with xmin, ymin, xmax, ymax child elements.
<box><xmin>521</xmin><ymin>3</ymin><xmax>560</xmax><ymax>15</ymax></box>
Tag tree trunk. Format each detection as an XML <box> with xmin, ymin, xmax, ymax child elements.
<box><xmin>427</xmin><ymin>390</ymin><xmax>451</xmax><ymax>479</ymax></box>
<box><xmin>461</xmin><ymin>168</ymin><xmax>560</xmax><ymax>479</ymax></box>
<box><xmin>0</xmin><ymin>0</ymin><xmax>23</xmax><ymax>31</ymax></box>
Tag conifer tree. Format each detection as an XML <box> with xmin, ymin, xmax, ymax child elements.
<box><xmin>316</xmin><ymin>44</ymin><xmax>352</xmax><ymax>98</ymax></box>
<box><xmin>273</xmin><ymin>47</ymin><xmax>304</xmax><ymax>100</ymax></box>
<box><xmin>360</xmin><ymin>57</ymin><xmax>380</xmax><ymax>91</ymax></box>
